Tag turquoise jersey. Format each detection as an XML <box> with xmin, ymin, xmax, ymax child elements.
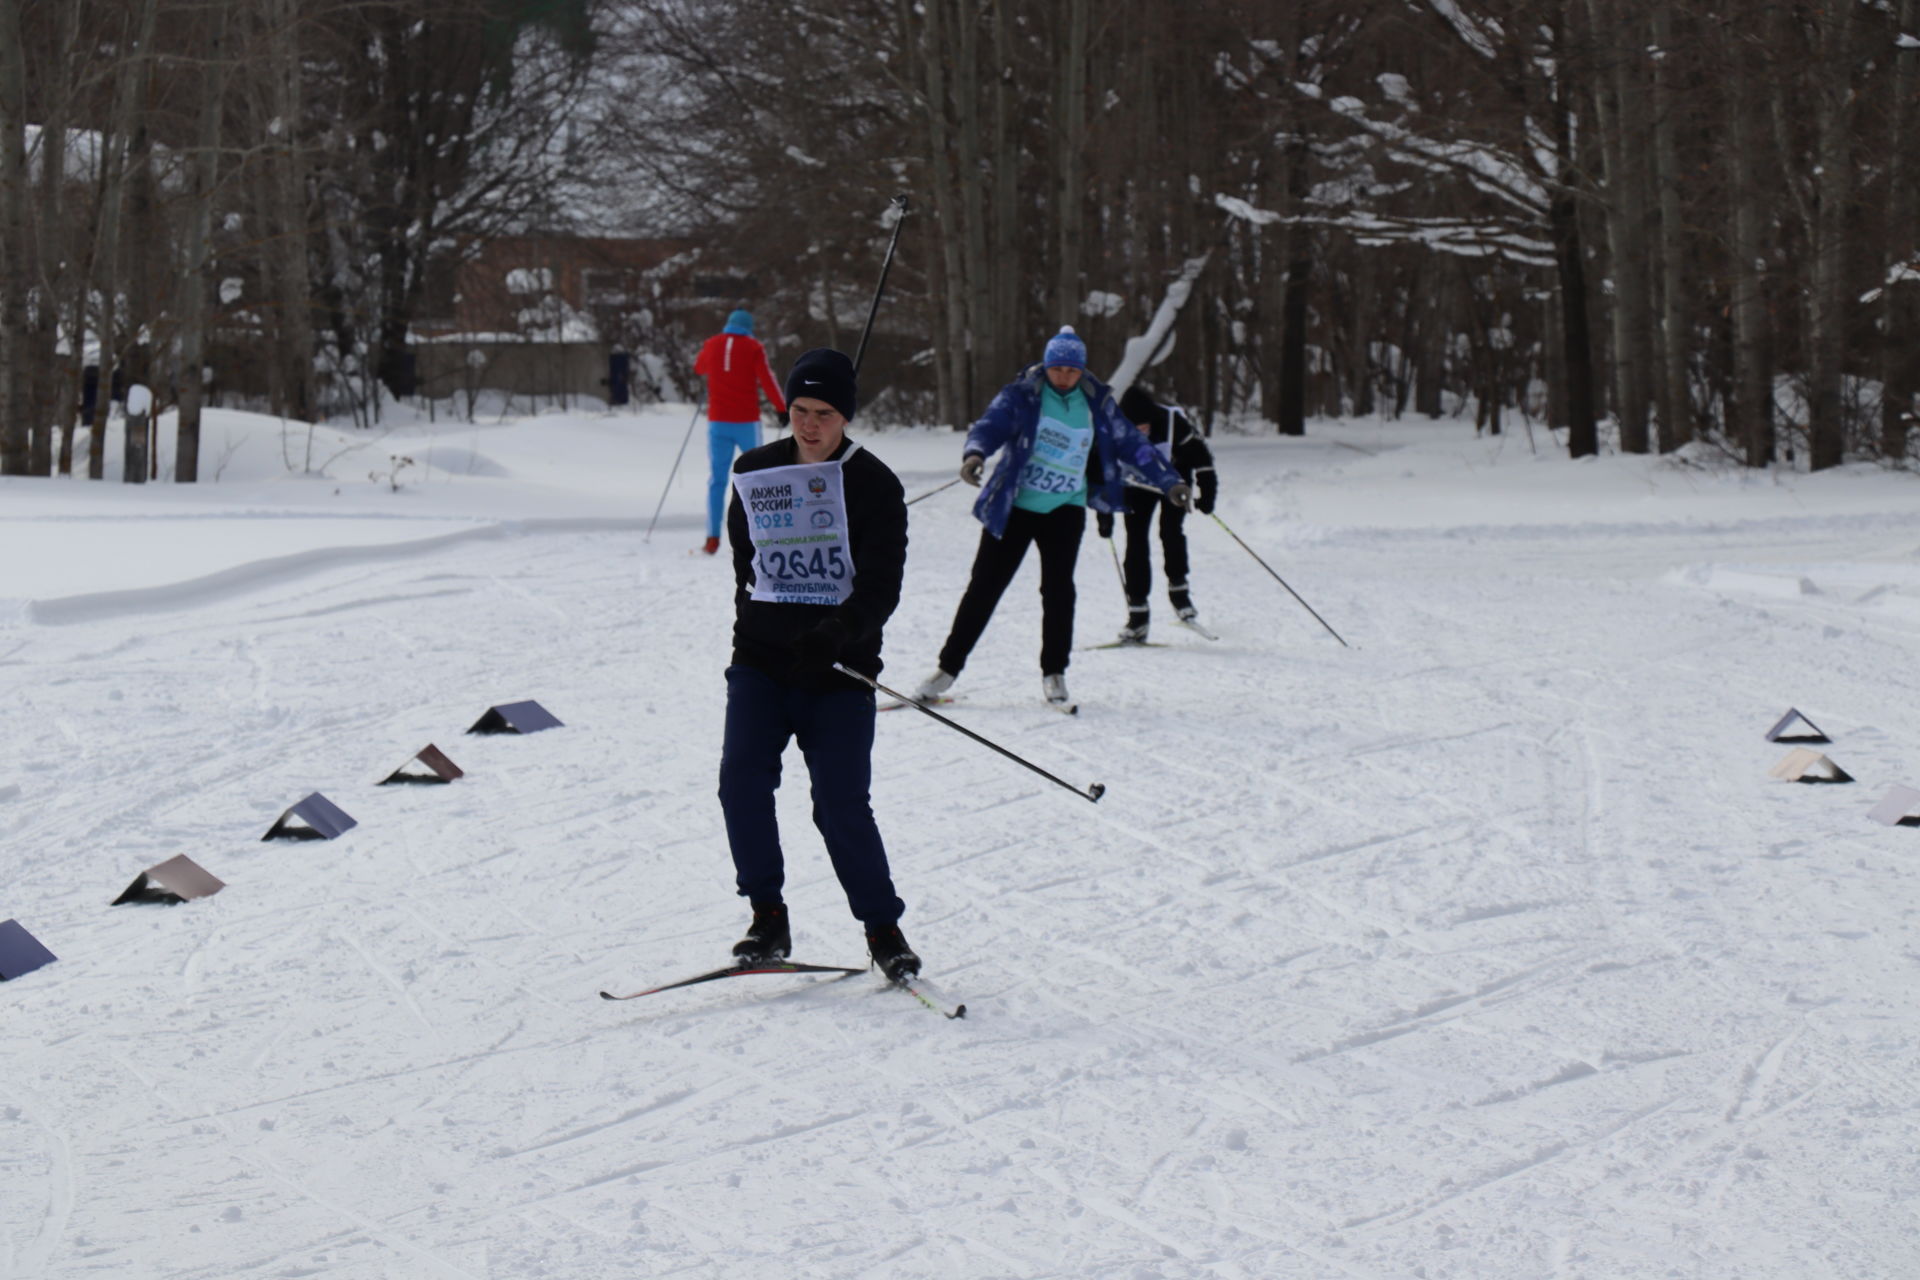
<box><xmin>1012</xmin><ymin>384</ymin><xmax>1092</xmax><ymax>513</ymax></box>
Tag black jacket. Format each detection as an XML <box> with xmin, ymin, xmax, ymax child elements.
<box><xmin>1119</xmin><ymin>390</ymin><xmax>1217</xmax><ymax>509</ymax></box>
<box><xmin>727</xmin><ymin>435</ymin><xmax>907</xmax><ymax>690</ymax></box>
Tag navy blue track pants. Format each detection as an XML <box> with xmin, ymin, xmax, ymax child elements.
<box><xmin>717</xmin><ymin>664</ymin><xmax>905</xmax><ymax>927</ymax></box>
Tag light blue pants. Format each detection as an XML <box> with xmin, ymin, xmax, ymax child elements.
<box><xmin>707</xmin><ymin>420</ymin><xmax>762</xmax><ymax>537</ymax></box>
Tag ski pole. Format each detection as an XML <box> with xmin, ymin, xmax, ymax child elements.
<box><xmin>1106</xmin><ymin>529</ymin><xmax>1129</xmax><ymax>602</ymax></box>
<box><xmin>644</xmin><ymin>396</ymin><xmax>705</xmax><ymax>544</ymax></box>
<box><xmin>834</xmin><ymin>663</ymin><xmax>1105</xmax><ymax>804</ymax></box>
<box><xmin>852</xmin><ymin>194</ymin><xmax>910</xmax><ymax>376</ymax></box>
<box><xmin>1207</xmin><ymin>512</ymin><xmax>1350</xmax><ymax>647</ymax></box>
<box><xmin>906</xmin><ymin>476</ymin><xmax>961</xmax><ymax>507</ymax></box>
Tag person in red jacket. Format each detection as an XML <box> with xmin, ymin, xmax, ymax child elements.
<box><xmin>694</xmin><ymin>310</ymin><xmax>787</xmax><ymax>554</ymax></box>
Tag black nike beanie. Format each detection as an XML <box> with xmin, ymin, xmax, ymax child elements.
<box><xmin>784</xmin><ymin>348</ymin><xmax>857</xmax><ymax>422</ymax></box>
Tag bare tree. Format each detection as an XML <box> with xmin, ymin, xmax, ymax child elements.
<box><xmin>1806</xmin><ymin>2</ymin><xmax>1857</xmax><ymax>472</ymax></box>
<box><xmin>0</xmin><ymin>0</ymin><xmax>26</xmax><ymax>476</ymax></box>
<box><xmin>1883</xmin><ymin>0</ymin><xmax>1920</xmax><ymax>461</ymax></box>
<box><xmin>174</xmin><ymin>0</ymin><xmax>232</xmax><ymax>481</ymax></box>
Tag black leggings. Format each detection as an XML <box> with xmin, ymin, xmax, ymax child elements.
<box><xmin>938</xmin><ymin>504</ymin><xmax>1087</xmax><ymax>677</ymax></box>
<box><xmin>1122</xmin><ymin>487</ymin><xmax>1189</xmax><ymax>606</ymax></box>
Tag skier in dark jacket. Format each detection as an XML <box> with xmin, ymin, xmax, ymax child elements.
<box><xmin>913</xmin><ymin>327</ymin><xmax>1189</xmax><ymax>710</ymax></box>
<box><xmin>719</xmin><ymin>347</ymin><xmax>919</xmax><ymax>982</ymax></box>
<box><xmin>1098</xmin><ymin>384</ymin><xmax>1219</xmax><ymax>643</ymax></box>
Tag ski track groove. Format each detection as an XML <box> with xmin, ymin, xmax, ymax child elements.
<box><xmin>106</xmin><ymin>1051</ymin><xmax>488</xmax><ymax>1280</ymax></box>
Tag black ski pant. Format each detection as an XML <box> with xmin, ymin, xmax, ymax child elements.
<box><xmin>1122</xmin><ymin>487</ymin><xmax>1189</xmax><ymax>608</ymax></box>
<box><xmin>937</xmin><ymin>503</ymin><xmax>1086</xmax><ymax>677</ymax></box>
<box><xmin>718</xmin><ymin>664</ymin><xmax>905</xmax><ymax>927</ymax></box>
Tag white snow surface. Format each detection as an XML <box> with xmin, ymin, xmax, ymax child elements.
<box><xmin>4</xmin><ymin>405</ymin><xmax>1920</xmax><ymax>1278</ymax></box>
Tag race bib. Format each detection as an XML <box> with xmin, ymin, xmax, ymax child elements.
<box><xmin>733</xmin><ymin>454</ymin><xmax>857</xmax><ymax>606</ymax></box>
<box><xmin>1017</xmin><ymin>417</ymin><xmax>1093</xmax><ymax>499</ymax></box>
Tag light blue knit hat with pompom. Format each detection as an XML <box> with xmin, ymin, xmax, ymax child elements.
<box><xmin>1042</xmin><ymin>325</ymin><xmax>1087</xmax><ymax>371</ymax></box>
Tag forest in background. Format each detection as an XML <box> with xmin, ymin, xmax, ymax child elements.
<box><xmin>1</xmin><ymin>0</ymin><xmax>1917</xmax><ymax>479</ymax></box>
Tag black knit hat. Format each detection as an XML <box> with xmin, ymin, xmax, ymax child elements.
<box><xmin>784</xmin><ymin>348</ymin><xmax>857</xmax><ymax>422</ymax></box>
<box><xmin>1119</xmin><ymin>384</ymin><xmax>1159</xmax><ymax>426</ymax></box>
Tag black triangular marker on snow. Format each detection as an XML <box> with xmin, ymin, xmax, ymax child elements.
<box><xmin>0</xmin><ymin>919</ymin><xmax>57</xmax><ymax>981</ymax></box>
<box><xmin>380</xmin><ymin>743</ymin><xmax>464</xmax><ymax>785</ymax></box>
<box><xmin>263</xmin><ymin>792</ymin><xmax>358</xmax><ymax>841</ymax></box>
<box><xmin>1764</xmin><ymin>708</ymin><xmax>1830</xmax><ymax>744</ymax></box>
<box><xmin>112</xmin><ymin>855</ymin><xmax>226</xmax><ymax>905</ymax></box>
<box><xmin>466</xmin><ymin>700</ymin><xmax>563</xmax><ymax>735</ymax></box>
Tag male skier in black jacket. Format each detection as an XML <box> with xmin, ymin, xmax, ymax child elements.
<box><xmin>1098</xmin><ymin>384</ymin><xmax>1220</xmax><ymax>643</ymax></box>
<box><xmin>718</xmin><ymin>347</ymin><xmax>920</xmax><ymax>981</ymax></box>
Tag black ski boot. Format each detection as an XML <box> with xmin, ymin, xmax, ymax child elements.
<box><xmin>866</xmin><ymin>922</ymin><xmax>921</xmax><ymax>983</ymax></box>
<box><xmin>731</xmin><ymin>902</ymin><xmax>791</xmax><ymax>965</ymax></box>
<box><xmin>1117</xmin><ymin>602</ymin><xmax>1150</xmax><ymax>644</ymax></box>
<box><xmin>1169</xmin><ymin>581</ymin><xmax>1196</xmax><ymax>623</ymax></box>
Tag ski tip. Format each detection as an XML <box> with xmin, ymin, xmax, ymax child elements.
<box><xmin>949</xmin><ymin>1004</ymin><xmax>967</xmax><ymax>1019</ymax></box>
<box><xmin>1088</xmin><ymin>782</ymin><xmax>1106</xmax><ymax>802</ymax></box>
<box><xmin>598</xmin><ymin>991</ymin><xmax>618</xmax><ymax>1000</ymax></box>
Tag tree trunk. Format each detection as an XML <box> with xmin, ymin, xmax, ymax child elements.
<box><xmin>1729</xmin><ymin>25</ymin><xmax>1773</xmax><ymax>468</ymax></box>
<box><xmin>1807</xmin><ymin>3</ymin><xmax>1855</xmax><ymax>472</ymax></box>
<box><xmin>989</xmin><ymin>0</ymin><xmax>1020</xmax><ymax>392</ymax></box>
<box><xmin>176</xmin><ymin>1</ymin><xmax>232</xmax><ymax>482</ymax></box>
<box><xmin>908</xmin><ymin>0</ymin><xmax>966</xmax><ymax>430</ymax></box>
<box><xmin>254</xmin><ymin>0</ymin><xmax>312</xmax><ymax>422</ymax></box>
<box><xmin>0</xmin><ymin>0</ymin><xmax>28</xmax><ymax>477</ymax></box>
<box><xmin>1649</xmin><ymin>2</ymin><xmax>1691</xmax><ymax>450</ymax></box>
<box><xmin>1551</xmin><ymin>87</ymin><xmax>1599</xmax><ymax>459</ymax></box>
<box><xmin>1883</xmin><ymin>0</ymin><xmax>1920</xmax><ymax>461</ymax></box>
<box><xmin>89</xmin><ymin>0</ymin><xmax>158</xmax><ymax>479</ymax></box>
<box><xmin>953</xmin><ymin>1</ymin><xmax>992</xmax><ymax>412</ymax></box>
<box><xmin>122</xmin><ymin>99</ymin><xmax>158</xmax><ymax>485</ymax></box>
<box><xmin>1588</xmin><ymin>0</ymin><xmax>1651</xmax><ymax>453</ymax></box>
<box><xmin>1053</xmin><ymin>0</ymin><xmax>1088</xmax><ymax>326</ymax></box>
<box><xmin>27</xmin><ymin>1</ymin><xmax>78</xmax><ymax>477</ymax></box>
<box><xmin>1278</xmin><ymin>138</ymin><xmax>1310</xmax><ymax>436</ymax></box>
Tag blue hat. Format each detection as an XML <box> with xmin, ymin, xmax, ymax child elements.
<box><xmin>723</xmin><ymin>309</ymin><xmax>754</xmax><ymax>335</ymax></box>
<box><xmin>785</xmin><ymin>348</ymin><xmax>857</xmax><ymax>422</ymax></box>
<box><xmin>1042</xmin><ymin>325</ymin><xmax>1086</xmax><ymax>371</ymax></box>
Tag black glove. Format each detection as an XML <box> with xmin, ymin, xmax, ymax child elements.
<box><xmin>791</xmin><ymin>617</ymin><xmax>848</xmax><ymax>676</ymax></box>
<box><xmin>1166</xmin><ymin>482</ymin><xmax>1194</xmax><ymax>512</ymax></box>
<box><xmin>959</xmin><ymin>454</ymin><xmax>984</xmax><ymax>486</ymax></box>
<box><xmin>1197</xmin><ymin>489</ymin><xmax>1215</xmax><ymax>515</ymax></box>
<box><xmin>1095</xmin><ymin>511</ymin><xmax>1114</xmax><ymax>539</ymax></box>
<box><xmin>776</xmin><ymin>407</ymin><xmax>790</xmax><ymax>428</ymax></box>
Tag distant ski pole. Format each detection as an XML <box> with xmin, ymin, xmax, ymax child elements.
<box><xmin>906</xmin><ymin>475</ymin><xmax>961</xmax><ymax>506</ymax></box>
<box><xmin>833</xmin><ymin>663</ymin><xmax>1105</xmax><ymax>804</ymax></box>
<box><xmin>1207</xmin><ymin>512</ymin><xmax>1350</xmax><ymax>648</ymax></box>
<box><xmin>644</xmin><ymin>396</ymin><xmax>705</xmax><ymax>544</ymax></box>
<box><xmin>853</xmin><ymin>194</ymin><xmax>910</xmax><ymax>376</ymax></box>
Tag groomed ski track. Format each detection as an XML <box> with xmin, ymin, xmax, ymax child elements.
<box><xmin>3</xmin><ymin>410</ymin><xmax>1918</xmax><ymax>1277</ymax></box>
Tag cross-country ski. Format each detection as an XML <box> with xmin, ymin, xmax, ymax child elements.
<box><xmin>599</xmin><ymin>961</ymin><xmax>865</xmax><ymax>1002</ymax></box>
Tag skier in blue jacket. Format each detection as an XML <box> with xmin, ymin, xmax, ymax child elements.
<box><xmin>914</xmin><ymin>327</ymin><xmax>1189</xmax><ymax>710</ymax></box>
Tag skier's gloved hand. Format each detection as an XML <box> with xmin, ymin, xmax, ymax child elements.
<box><xmin>791</xmin><ymin>617</ymin><xmax>848</xmax><ymax>676</ymax></box>
<box><xmin>1166</xmin><ymin>483</ymin><xmax>1194</xmax><ymax>511</ymax></box>
<box><xmin>959</xmin><ymin>454</ymin><xmax>985</xmax><ymax>486</ymax></box>
<box><xmin>1095</xmin><ymin>511</ymin><xmax>1114</xmax><ymax>539</ymax></box>
<box><xmin>776</xmin><ymin>407</ymin><xmax>790</xmax><ymax>429</ymax></box>
<box><xmin>1197</xmin><ymin>490</ymin><xmax>1215</xmax><ymax>515</ymax></box>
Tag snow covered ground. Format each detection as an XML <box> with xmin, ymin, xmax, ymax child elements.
<box><xmin>3</xmin><ymin>402</ymin><xmax>1919</xmax><ymax>1279</ymax></box>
